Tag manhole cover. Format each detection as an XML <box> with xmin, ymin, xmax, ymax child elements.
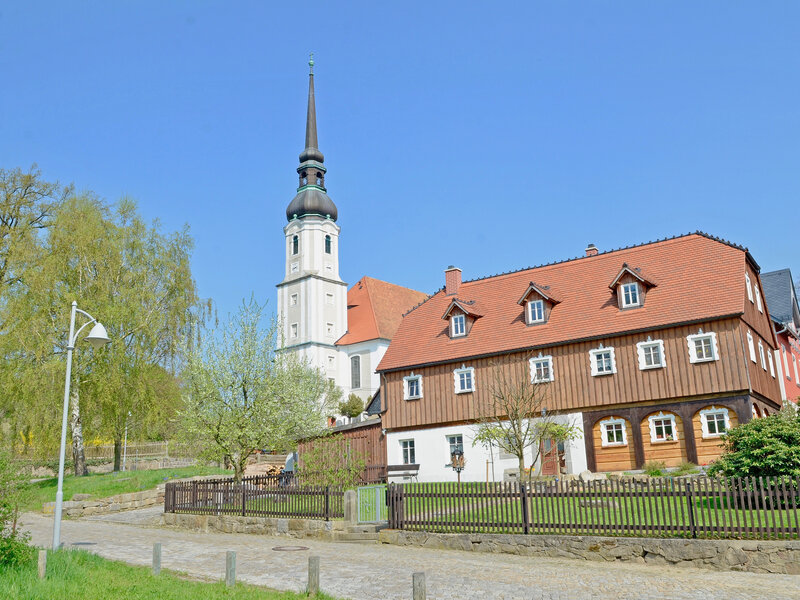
<box><xmin>71</xmin><ymin>542</ymin><xmax>96</xmax><ymax>546</ymax></box>
<box><xmin>272</xmin><ymin>545</ymin><xmax>309</xmax><ymax>552</ymax></box>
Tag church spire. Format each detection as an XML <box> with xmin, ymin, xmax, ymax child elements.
<box><xmin>285</xmin><ymin>55</ymin><xmax>338</xmax><ymax>222</ymax></box>
<box><xmin>299</xmin><ymin>53</ymin><xmax>324</xmax><ymax>164</ymax></box>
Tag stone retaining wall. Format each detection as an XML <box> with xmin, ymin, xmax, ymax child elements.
<box><xmin>161</xmin><ymin>512</ymin><xmax>347</xmax><ymax>540</ymax></box>
<box><xmin>378</xmin><ymin>530</ymin><xmax>800</xmax><ymax>574</ymax></box>
<box><xmin>43</xmin><ymin>486</ymin><xmax>165</xmax><ymax>518</ymax></box>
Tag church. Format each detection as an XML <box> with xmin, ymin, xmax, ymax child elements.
<box><xmin>277</xmin><ymin>59</ymin><xmax>427</xmax><ymax>421</ymax></box>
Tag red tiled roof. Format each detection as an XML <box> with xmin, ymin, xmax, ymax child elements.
<box><xmin>377</xmin><ymin>233</ymin><xmax>749</xmax><ymax>372</ymax></box>
<box><xmin>336</xmin><ymin>276</ymin><xmax>428</xmax><ymax>346</ymax></box>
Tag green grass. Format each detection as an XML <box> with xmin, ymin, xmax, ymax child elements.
<box><xmin>1</xmin><ymin>548</ymin><xmax>339</xmax><ymax>599</ymax></box>
<box><xmin>23</xmin><ymin>466</ymin><xmax>230</xmax><ymax>512</ymax></box>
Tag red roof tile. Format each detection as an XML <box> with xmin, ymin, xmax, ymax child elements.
<box><xmin>377</xmin><ymin>233</ymin><xmax>749</xmax><ymax>372</ymax></box>
<box><xmin>336</xmin><ymin>276</ymin><xmax>428</xmax><ymax>346</ymax></box>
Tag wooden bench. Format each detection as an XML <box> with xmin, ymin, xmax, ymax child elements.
<box><xmin>387</xmin><ymin>464</ymin><xmax>420</xmax><ymax>482</ymax></box>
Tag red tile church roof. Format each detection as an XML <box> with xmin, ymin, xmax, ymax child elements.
<box><xmin>377</xmin><ymin>233</ymin><xmax>751</xmax><ymax>372</ymax></box>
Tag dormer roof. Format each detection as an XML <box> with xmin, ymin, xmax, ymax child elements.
<box><xmin>608</xmin><ymin>263</ymin><xmax>658</xmax><ymax>289</ymax></box>
<box><xmin>442</xmin><ymin>298</ymin><xmax>484</xmax><ymax>320</ymax></box>
<box><xmin>516</xmin><ymin>282</ymin><xmax>562</xmax><ymax>306</ymax></box>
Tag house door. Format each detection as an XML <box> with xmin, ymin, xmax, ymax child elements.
<box><xmin>540</xmin><ymin>439</ymin><xmax>566</xmax><ymax>476</ymax></box>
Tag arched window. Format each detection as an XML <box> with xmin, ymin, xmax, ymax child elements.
<box><xmin>292</xmin><ymin>235</ymin><xmax>299</xmax><ymax>255</ymax></box>
<box><xmin>316</xmin><ymin>172</ymin><xmax>323</xmax><ymax>186</ymax></box>
<box><xmin>325</xmin><ymin>235</ymin><xmax>332</xmax><ymax>254</ymax></box>
<box><xmin>350</xmin><ymin>355</ymin><xmax>361</xmax><ymax>389</ymax></box>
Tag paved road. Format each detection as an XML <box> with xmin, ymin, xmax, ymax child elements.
<box><xmin>22</xmin><ymin>511</ymin><xmax>800</xmax><ymax>600</ymax></box>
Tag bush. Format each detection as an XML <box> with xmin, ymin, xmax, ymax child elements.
<box><xmin>643</xmin><ymin>460</ymin><xmax>666</xmax><ymax>477</ymax></box>
<box><xmin>669</xmin><ymin>461</ymin><xmax>700</xmax><ymax>477</ymax></box>
<box><xmin>298</xmin><ymin>434</ymin><xmax>367</xmax><ymax>488</ymax></box>
<box><xmin>0</xmin><ymin>451</ymin><xmax>32</xmax><ymax>566</ymax></box>
<box><xmin>338</xmin><ymin>394</ymin><xmax>364</xmax><ymax>419</ymax></box>
<box><xmin>708</xmin><ymin>409</ymin><xmax>800</xmax><ymax>478</ymax></box>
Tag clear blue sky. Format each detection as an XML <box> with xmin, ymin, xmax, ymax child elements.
<box><xmin>2</xmin><ymin>2</ymin><xmax>798</xmax><ymax>318</ymax></box>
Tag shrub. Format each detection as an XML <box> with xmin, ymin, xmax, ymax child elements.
<box><xmin>669</xmin><ymin>461</ymin><xmax>700</xmax><ymax>477</ymax></box>
<box><xmin>338</xmin><ymin>394</ymin><xmax>364</xmax><ymax>419</ymax></box>
<box><xmin>0</xmin><ymin>451</ymin><xmax>32</xmax><ymax>566</ymax></box>
<box><xmin>643</xmin><ymin>460</ymin><xmax>666</xmax><ymax>477</ymax></box>
<box><xmin>298</xmin><ymin>433</ymin><xmax>367</xmax><ymax>489</ymax></box>
<box><xmin>708</xmin><ymin>409</ymin><xmax>800</xmax><ymax>478</ymax></box>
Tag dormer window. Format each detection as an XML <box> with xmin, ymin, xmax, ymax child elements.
<box><xmin>528</xmin><ymin>300</ymin><xmax>545</xmax><ymax>324</ymax></box>
<box><xmin>621</xmin><ymin>282</ymin><xmax>640</xmax><ymax>308</ymax></box>
<box><xmin>291</xmin><ymin>235</ymin><xmax>299</xmax><ymax>255</ymax></box>
<box><xmin>451</xmin><ymin>314</ymin><xmax>466</xmax><ymax>337</ymax></box>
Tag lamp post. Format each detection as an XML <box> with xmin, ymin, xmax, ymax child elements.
<box><xmin>450</xmin><ymin>447</ymin><xmax>465</xmax><ymax>485</ymax></box>
<box><xmin>52</xmin><ymin>301</ymin><xmax>110</xmax><ymax>550</ymax></box>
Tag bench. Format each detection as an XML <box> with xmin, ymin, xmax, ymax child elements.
<box><xmin>387</xmin><ymin>464</ymin><xmax>420</xmax><ymax>482</ymax></box>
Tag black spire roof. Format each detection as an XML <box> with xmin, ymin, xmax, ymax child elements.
<box><xmin>285</xmin><ymin>56</ymin><xmax>338</xmax><ymax>222</ymax></box>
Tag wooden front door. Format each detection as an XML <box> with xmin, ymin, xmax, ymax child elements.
<box><xmin>540</xmin><ymin>439</ymin><xmax>566</xmax><ymax>476</ymax></box>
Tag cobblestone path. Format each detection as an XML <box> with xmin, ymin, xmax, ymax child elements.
<box><xmin>21</xmin><ymin>512</ymin><xmax>800</xmax><ymax>600</ymax></box>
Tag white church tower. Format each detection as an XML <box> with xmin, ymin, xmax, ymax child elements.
<box><xmin>277</xmin><ymin>58</ymin><xmax>348</xmax><ymax>383</ymax></box>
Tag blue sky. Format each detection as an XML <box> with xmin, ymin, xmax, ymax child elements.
<box><xmin>1</xmin><ymin>2</ymin><xmax>798</xmax><ymax>318</ymax></box>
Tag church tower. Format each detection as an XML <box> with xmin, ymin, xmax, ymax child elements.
<box><xmin>277</xmin><ymin>57</ymin><xmax>348</xmax><ymax>381</ymax></box>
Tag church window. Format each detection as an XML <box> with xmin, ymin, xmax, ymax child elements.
<box><xmin>316</xmin><ymin>172</ymin><xmax>323</xmax><ymax>185</ymax></box>
<box><xmin>325</xmin><ymin>235</ymin><xmax>332</xmax><ymax>254</ymax></box>
<box><xmin>290</xmin><ymin>293</ymin><xmax>298</xmax><ymax>306</ymax></box>
<box><xmin>351</xmin><ymin>355</ymin><xmax>361</xmax><ymax>389</ymax></box>
<box><xmin>290</xmin><ymin>323</ymin><xmax>298</xmax><ymax>338</ymax></box>
<box><xmin>301</xmin><ymin>171</ymin><xmax>308</xmax><ymax>186</ymax></box>
<box><xmin>292</xmin><ymin>235</ymin><xmax>299</xmax><ymax>255</ymax></box>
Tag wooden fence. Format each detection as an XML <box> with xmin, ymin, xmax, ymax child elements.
<box><xmin>164</xmin><ymin>475</ymin><xmax>343</xmax><ymax>520</ymax></box>
<box><xmin>387</xmin><ymin>476</ymin><xmax>800</xmax><ymax>540</ymax></box>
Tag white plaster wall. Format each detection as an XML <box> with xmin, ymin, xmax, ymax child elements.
<box><xmin>387</xmin><ymin>412</ymin><xmax>586</xmax><ymax>483</ymax></box>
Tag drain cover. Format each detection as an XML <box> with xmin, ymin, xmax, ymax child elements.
<box><xmin>71</xmin><ymin>542</ymin><xmax>96</xmax><ymax>546</ymax></box>
<box><xmin>272</xmin><ymin>545</ymin><xmax>309</xmax><ymax>552</ymax></box>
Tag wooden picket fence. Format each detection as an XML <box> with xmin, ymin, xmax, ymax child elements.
<box><xmin>164</xmin><ymin>475</ymin><xmax>343</xmax><ymax>520</ymax></box>
<box><xmin>387</xmin><ymin>476</ymin><xmax>800</xmax><ymax>540</ymax></box>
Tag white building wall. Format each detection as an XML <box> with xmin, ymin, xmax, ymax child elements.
<box><xmin>386</xmin><ymin>412</ymin><xmax>586</xmax><ymax>483</ymax></box>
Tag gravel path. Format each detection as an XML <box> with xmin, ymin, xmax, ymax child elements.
<box><xmin>21</xmin><ymin>511</ymin><xmax>800</xmax><ymax>600</ymax></box>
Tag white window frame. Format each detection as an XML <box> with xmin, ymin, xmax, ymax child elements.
<box><xmin>793</xmin><ymin>354</ymin><xmax>799</xmax><ymax>382</ymax></box>
<box><xmin>453</xmin><ymin>366</ymin><xmax>475</xmax><ymax>394</ymax></box>
<box><xmin>527</xmin><ymin>299</ymin><xmax>545</xmax><ymax>324</ymax></box>
<box><xmin>451</xmin><ymin>313</ymin><xmax>466</xmax><ymax>338</ymax></box>
<box><xmin>758</xmin><ymin>341</ymin><xmax>767</xmax><ymax>371</ymax></box>
<box><xmin>400</xmin><ymin>439</ymin><xmax>416</xmax><ymax>465</ymax></box>
<box><xmin>755</xmin><ymin>284</ymin><xmax>763</xmax><ymax>313</ymax></box>
<box><xmin>768</xmin><ymin>350</ymin><xmax>776</xmax><ymax>378</ymax></box>
<box><xmin>620</xmin><ymin>282</ymin><xmax>641</xmax><ymax>308</ymax></box>
<box><xmin>589</xmin><ymin>346</ymin><xmax>617</xmax><ymax>376</ymax></box>
<box><xmin>636</xmin><ymin>340</ymin><xmax>666</xmax><ymax>370</ymax></box>
<box><xmin>745</xmin><ymin>273</ymin><xmax>754</xmax><ymax>303</ymax></box>
<box><xmin>350</xmin><ymin>355</ymin><xmax>361</xmax><ymax>389</ymax></box>
<box><xmin>446</xmin><ymin>434</ymin><xmax>464</xmax><ymax>460</ymax></box>
<box><xmin>783</xmin><ymin>346</ymin><xmax>791</xmax><ymax>380</ymax></box>
<box><xmin>403</xmin><ymin>373</ymin><xmax>423</xmax><ymax>400</ymax></box>
<box><xmin>687</xmin><ymin>332</ymin><xmax>719</xmax><ymax>363</ymax></box>
<box><xmin>648</xmin><ymin>412</ymin><xmax>678</xmax><ymax>443</ymax></box>
<box><xmin>747</xmin><ymin>330</ymin><xmax>756</xmax><ymax>363</ymax></box>
<box><xmin>291</xmin><ymin>235</ymin><xmax>299</xmax><ymax>256</ymax></box>
<box><xmin>290</xmin><ymin>323</ymin><xmax>298</xmax><ymax>338</ymax></box>
<box><xmin>599</xmin><ymin>417</ymin><xmax>628</xmax><ymax>448</ymax></box>
<box><xmin>529</xmin><ymin>355</ymin><xmax>554</xmax><ymax>383</ymax></box>
<box><xmin>699</xmin><ymin>406</ymin><xmax>731</xmax><ymax>438</ymax></box>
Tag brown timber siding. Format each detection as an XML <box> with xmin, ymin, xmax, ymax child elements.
<box><xmin>693</xmin><ymin>406</ymin><xmax>739</xmax><ymax>466</ymax></box>
<box><xmin>592</xmin><ymin>417</ymin><xmax>637</xmax><ymax>472</ymax></box>
<box><xmin>383</xmin><ymin>318</ymin><xmax>751</xmax><ymax>431</ymax></box>
<box><xmin>640</xmin><ymin>410</ymin><xmax>687</xmax><ymax>468</ymax></box>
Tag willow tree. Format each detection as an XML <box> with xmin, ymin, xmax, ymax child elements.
<box><xmin>180</xmin><ymin>298</ymin><xmax>331</xmax><ymax>482</ymax></box>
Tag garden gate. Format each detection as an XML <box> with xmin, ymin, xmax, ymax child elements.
<box><xmin>357</xmin><ymin>484</ymin><xmax>388</xmax><ymax>523</ymax></box>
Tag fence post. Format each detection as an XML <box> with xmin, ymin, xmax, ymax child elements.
<box><xmin>412</xmin><ymin>572</ymin><xmax>426</xmax><ymax>600</ymax></box>
<box><xmin>242</xmin><ymin>482</ymin><xmax>246</xmax><ymax>517</ymax></box>
<box><xmin>685</xmin><ymin>481</ymin><xmax>697</xmax><ymax>539</ymax></box>
<box><xmin>520</xmin><ymin>484</ymin><xmax>530</xmax><ymax>535</ymax></box>
<box><xmin>38</xmin><ymin>549</ymin><xmax>47</xmax><ymax>579</ymax></box>
<box><xmin>152</xmin><ymin>543</ymin><xmax>161</xmax><ymax>575</ymax></box>
<box><xmin>324</xmin><ymin>486</ymin><xmax>330</xmax><ymax>520</ymax></box>
<box><xmin>308</xmin><ymin>555</ymin><xmax>320</xmax><ymax>595</ymax></box>
<box><xmin>225</xmin><ymin>551</ymin><xmax>236</xmax><ymax>587</ymax></box>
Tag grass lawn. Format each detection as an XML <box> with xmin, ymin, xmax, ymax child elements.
<box><xmin>1</xmin><ymin>548</ymin><xmax>338</xmax><ymax>600</ymax></box>
<box><xmin>23</xmin><ymin>466</ymin><xmax>230</xmax><ymax>512</ymax></box>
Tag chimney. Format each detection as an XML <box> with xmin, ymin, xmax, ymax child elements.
<box><xmin>585</xmin><ymin>243</ymin><xmax>598</xmax><ymax>257</ymax></box>
<box><xmin>445</xmin><ymin>266</ymin><xmax>462</xmax><ymax>295</ymax></box>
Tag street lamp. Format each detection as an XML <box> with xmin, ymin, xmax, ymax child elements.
<box><xmin>52</xmin><ymin>301</ymin><xmax>111</xmax><ymax>550</ymax></box>
<box><xmin>450</xmin><ymin>447</ymin><xmax>465</xmax><ymax>485</ymax></box>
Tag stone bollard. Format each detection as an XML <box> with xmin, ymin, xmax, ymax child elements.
<box><xmin>412</xmin><ymin>572</ymin><xmax>426</xmax><ymax>600</ymax></box>
<box><xmin>225</xmin><ymin>551</ymin><xmax>236</xmax><ymax>587</ymax></box>
<box><xmin>343</xmin><ymin>489</ymin><xmax>358</xmax><ymax>524</ymax></box>
<box><xmin>38</xmin><ymin>550</ymin><xmax>47</xmax><ymax>579</ymax></box>
<box><xmin>152</xmin><ymin>543</ymin><xmax>161</xmax><ymax>575</ymax></box>
<box><xmin>308</xmin><ymin>555</ymin><xmax>320</xmax><ymax>595</ymax></box>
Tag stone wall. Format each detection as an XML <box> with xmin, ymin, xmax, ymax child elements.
<box><xmin>161</xmin><ymin>512</ymin><xmax>347</xmax><ymax>540</ymax></box>
<box><xmin>42</xmin><ymin>486</ymin><xmax>165</xmax><ymax>518</ymax></box>
<box><xmin>378</xmin><ymin>530</ymin><xmax>800</xmax><ymax>575</ymax></box>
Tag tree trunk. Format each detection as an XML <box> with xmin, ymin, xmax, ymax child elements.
<box><xmin>113</xmin><ymin>437</ymin><xmax>122</xmax><ymax>472</ymax></box>
<box><xmin>518</xmin><ymin>454</ymin><xmax>526</xmax><ymax>485</ymax></box>
<box><xmin>70</xmin><ymin>386</ymin><xmax>88</xmax><ymax>476</ymax></box>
